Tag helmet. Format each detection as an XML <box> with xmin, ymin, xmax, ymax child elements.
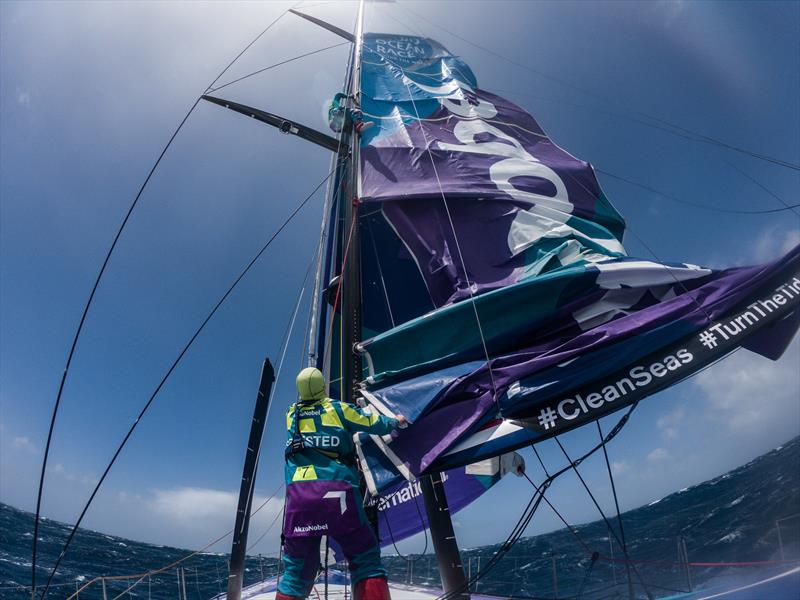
<box><xmin>296</xmin><ymin>367</ymin><xmax>326</xmax><ymax>401</ymax></box>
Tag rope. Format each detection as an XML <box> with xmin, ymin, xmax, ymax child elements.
<box><xmin>554</xmin><ymin>437</ymin><xmax>654</xmax><ymax>600</ymax></box>
<box><xmin>380</xmin><ymin>488</ymin><xmax>430</xmax><ymax>562</ymax></box>
<box><xmin>379</xmin><ymin>46</ymin><xmax>502</xmax><ymax>412</ymax></box>
<box><xmin>42</xmin><ymin>169</ymin><xmax>334</xmax><ymax>599</ymax></box>
<box><xmin>207</xmin><ymin>42</ymin><xmax>351</xmax><ymax>94</ymax></box>
<box><xmin>63</xmin><ymin>482</ymin><xmax>283</xmax><ymax>600</ymax></box>
<box><xmin>596</xmin><ymin>420</ymin><xmax>634</xmax><ymax>600</ymax></box>
<box><xmin>365</xmin><ymin>215</ymin><xmax>397</xmax><ymax>329</ymax></box>
<box><xmin>597</xmin><ymin>169</ymin><xmax>800</xmax><ymax>215</ymax></box>
<box><xmin>203</xmin><ymin>8</ymin><xmax>290</xmax><ymax>95</ymax></box>
<box><xmin>30</xmin><ymin>94</ymin><xmax>201</xmax><ymax>600</ymax></box>
<box><xmin>725</xmin><ymin>161</ymin><xmax>800</xmax><ymax>217</ymax></box>
<box><xmin>600</xmin><ymin>556</ymin><xmax>800</xmax><ymax>568</ymax></box>
<box><xmin>324</xmin><ymin>535</ymin><xmax>329</xmax><ymax>600</ymax></box>
<box><xmin>31</xmin><ymin>7</ymin><xmax>295</xmax><ymax>597</ymax></box>
<box><xmin>396</xmin><ymin>2</ymin><xmax>800</xmax><ymax>172</ymax></box>
<box><xmin>435</xmin><ymin>403</ymin><xmax>639</xmax><ymax>600</ymax></box>
<box><xmin>561</xmin><ymin>168</ymin><xmax>717</xmax><ymax>326</ymax></box>
<box><xmin>576</xmin><ymin>552</ymin><xmax>600</xmax><ymax>600</ymax></box>
<box><xmin>323</xmin><ymin>198</ymin><xmax>358</xmax><ymax>385</ymax></box>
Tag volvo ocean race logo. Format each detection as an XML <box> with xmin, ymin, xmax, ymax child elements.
<box><xmin>369</xmin><ymin>35</ymin><xmax>433</xmax><ymax>68</ymax></box>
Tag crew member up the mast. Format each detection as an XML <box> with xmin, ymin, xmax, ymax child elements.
<box><xmin>327</xmin><ymin>92</ymin><xmax>374</xmax><ymax>134</ymax></box>
<box><xmin>277</xmin><ymin>367</ymin><xmax>405</xmax><ymax>600</ymax></box>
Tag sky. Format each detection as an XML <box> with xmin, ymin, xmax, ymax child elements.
<box><xmin>1</xmin><ymin>0</ymin><xmax>799</xmax><ymax>569</ymax></box>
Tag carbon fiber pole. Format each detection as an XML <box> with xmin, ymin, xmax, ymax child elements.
<box><xmin>227</xmin><ymin>359</ymin><xmax>275</xmax><ymax>600</ymax></box>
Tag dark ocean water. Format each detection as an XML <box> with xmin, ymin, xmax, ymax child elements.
<box><xmin>3</xmin><ymin>437</ymin><xmax>799</xmax><ymax>600</ymax></box>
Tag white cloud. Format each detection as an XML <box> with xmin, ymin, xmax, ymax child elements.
<box><xmin>647</xmin><ymin>448</ymin><xmax>669</xmax><ymax>462</ymax></box>
<box><xmin>656</xmin><ymin>405</ymin><xmax>685</xmax><ymax>440</ymax></box>
<box><xmin>12</xmin><ymin>436</ymin><xmax>37</xmax><ymax>453</ymax></box>
<box><xmin>149</xmin><ymin>486</ymin><xmax>238</xmax><ymax>524</ymax></box>
<box><xmin>702</xmin><ymin>224</ymin><xmax>798</xmax><ymax>270</ymax></box>
<box><xmin>17</xmin><ymin>90</ymin><xmax>30</xmax><ymax>106</ymax></box>
<box><xmin>751</xmin><ymin>226</ymin><xmax>800</xmax><ymax>264</ymax></box>
<box><xmin>611</xmin><ymin>460</ymin><xmax>630</xmax><ymax>475</ymax></box>
<box><xmin>144</xmin><ymin>485</ymin><xmax>284</xmax><ymax>550</ymax></box>
<box><xmin>694</xmin><ymin>339</ymin><xmax>800</xmax><ymax>433</ymax></box>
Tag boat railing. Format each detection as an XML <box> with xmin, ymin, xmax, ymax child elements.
<box><xmin>8</xmin><ymin>512</ymin><xmax>798</xmax><ymax>600</ymax></box>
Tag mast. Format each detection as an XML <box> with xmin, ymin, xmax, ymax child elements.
<box><xmin>337</xmin><ymin>4</ymin><xmax>471</xmax><ymax>597</ymax></box>
<box><xmin>421</xmin><ymin>475</ymin><xmax>471</xmax><ymax>599</ymax></box>
<box><xmin>340</xmin><ymin>0</ymin><xmax>365</xmax><ymax>404</ymax></box>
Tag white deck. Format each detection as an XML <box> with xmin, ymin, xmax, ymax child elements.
<box><xmin>212</xmin><ymin>571</ymin><xmax>442</xmax><ymax>600</ymax></box>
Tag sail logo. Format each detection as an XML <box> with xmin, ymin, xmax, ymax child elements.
<box><xmin>536</xmin><ymin>349</ymin><xmax>695</xmax><ymax>431</ymax></box>
<box><xmin>698</xmin><ymin>276</ymin><xmax>800</xmax><ymax>349</ymax></box>
<box><xmin>372</xmin><ymin>36</ymin><xmax>431</xmax><ymax>63</ymax></box>
<box><xmin>377</xmin><ymin>472</ymin><xmax>449</xmax><ymax>511</ymax></box>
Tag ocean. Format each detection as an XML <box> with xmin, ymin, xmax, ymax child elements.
<box><xmin>2</xmin><ymin>437</ymin><xmax>799</xmax><ymax>600</ymax></box>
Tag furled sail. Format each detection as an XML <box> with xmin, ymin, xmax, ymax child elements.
<box><xmin>354</xmin><ymin>33</ymin><xmax>800</xmax><ymax>486</ymax></box>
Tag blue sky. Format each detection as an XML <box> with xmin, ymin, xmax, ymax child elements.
<box><xmin>1</xmin><ymin>0</ymin><xmax>798</xmax><ymax>562</ymax></box>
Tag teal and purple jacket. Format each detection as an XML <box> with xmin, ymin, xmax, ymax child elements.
<box><xmin>284</xmin><ymin>397</ymin><xmax>398</xmax><ymax>487</ymax></box>
<box><xmin>283</xmin><ymin>397</ymin><xmax>398</xmax><ymax>537</ymax></box>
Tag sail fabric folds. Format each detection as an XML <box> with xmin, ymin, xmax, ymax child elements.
<box><xmin>359</xmin><ymin>34</ymin><xmax>625</xmax><ymax>310</ymax></box>
<box><xmin>356</xmin><ymin>33</ymin><xmax>800</xmax><ymax>483</ymax></box>
<box><xmin>375</xmin><ymin>453</ymin><xmax>523</xmax><ymax>545</ymax></box>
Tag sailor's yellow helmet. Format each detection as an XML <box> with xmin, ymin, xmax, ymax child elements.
<box><xmin>296</xmin><ymin>367</ymin><xmax>326</xmax><ymax>401</ymax></box>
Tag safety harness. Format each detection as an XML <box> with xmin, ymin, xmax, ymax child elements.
<box><xmin>284</xmin><ymin>399</ymin><xmax>356</xmax><ymax>466</ymax></box>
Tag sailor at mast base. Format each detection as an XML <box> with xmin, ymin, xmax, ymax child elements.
<box><xmin>277</xmin><ymin>367</ymin><xmax>405</xmax><ymax>600</ymax></box>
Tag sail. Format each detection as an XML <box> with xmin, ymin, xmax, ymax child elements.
<box><xmin>352</xmin><ymin>32</ymin><xmax>800</xmax><ymax>483</ymax></box>
<box><xmin>375</xmin><ymin>453</ymin><xmax>523</xmax><ymax>546</ymax></box>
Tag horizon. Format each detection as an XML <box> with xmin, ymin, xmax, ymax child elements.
<box><xmin>3</xmin><ymin>431</ymin><xmax>798</xmax><ymax>556</ymax></box>
<box><xmin>1</xmin><ymin>0</ymin><xmax>798</xmax><ymax>559</ymax></box>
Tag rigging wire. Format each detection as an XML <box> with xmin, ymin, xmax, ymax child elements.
<box><xmin>64</xmin><ymin>481</ymin><xmax>284</xmax><ymax>600</ymax></box>
<box><xmin>29</xmin><ymin>7</ymin><xmax>296</xmax><ymax>596</ymax></box>
<box><xmin>597</xmin><ymin>169</ymin><xmax>800</xmax><ymax>215</ymax></box>
<box><xmin>725</xmin><ymin>161</ymin><xmax>800</xmax><ymax>218</ymax></box>
<box><xmin>247</xmin><ymin>501</ymin><xmax>287</xmax><ymax>553</ymax></box>
<box><xmin>379</xmin><ymin>2</ymin><xmax>798</xmax><ymax>220</ymax></box>
<box><xmin>520</xmin><ymin>469</ymin><xmax>593</xmax><ymax>556</ymax></box>
<box><xmin>381</xmin><ymin>489</ymin><xmax>430</xmax><ymax>562</ymax></box>
<box><xmin>40</xmin><ymin>169</ymin><xmax>335</xmax><ymax>600</ymax></box>
<box><xmin>207</xmin><ymin>42</ymin><xmax>350</xmax><ymax>94</ymax></box>
<box><xmin>554</xmin><ymin>437</ymin><xmax>653</xmax><ymax>600</ymax></box>
<box><xmin>396</xmin><ymin>2</ymin><xmax>800</xmax><ymax>173</ymax></box>
<box><xmin>244</xmin><ymin>246</ymin><xmax>320</xmax><ymax>558</ymax></box>
<box><xmin>435</xmin><ymin>404</ymin><xmax>639</xmax><ymax>600</ymax></box>
<box><xmin>596</xmin><ymin>420</ymin><xmax>635</xmax><ymax>600</ymax></box>
<box><xmin>203</xmin><ymin>8</ymin><xmax>291</xmax><ymax>95</ymax></box>
<box><xmin>30</xmin><ymin>94</ymin><xmax>201</xmax><ymax>600</ymax></box>
<box><xmin>561</xmin><ymin>168</ymin><xmax>717</xmax><ymax>326</ymax></box>
<box><xmin>383</xmin><ymin>47</ymin><xmax>503</xmax><ymax>413</ymax></box>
